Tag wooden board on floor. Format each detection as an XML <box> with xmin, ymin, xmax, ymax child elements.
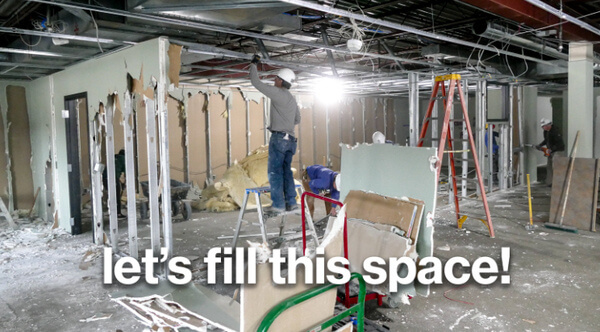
<box><xmin>550</xmin><ymin>156</ymin><xmax>599</xmax><ymax>231</ymax></box>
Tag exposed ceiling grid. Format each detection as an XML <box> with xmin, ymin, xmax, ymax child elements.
<box><xmin>1</xmin><ymin>0</ymin><xmax>600</xmax><ymax>95</ymax></box>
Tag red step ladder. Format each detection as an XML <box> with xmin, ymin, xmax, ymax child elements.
<box><xmin>418</xmin><ymin>74</ymin><xmax>495</xmax><ymax>238</ymax></box>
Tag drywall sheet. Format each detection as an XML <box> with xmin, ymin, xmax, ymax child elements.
<box><xmin>353</xmin><ymin>100</ymin><xmax>365</xmax><ymax>143</ymax></box>
<box><xmin>0</xmin><ymin>104</ymin><xmax>9</xmax><ymax>208</ymax></box>
<box><xmin>313</xmin><ymin>101</ymin><xmax>328</xmax><ymax>166</ymax></box>
<box><xmin>22</xmin><ymin>78</ymin><xmax>52</xmax><ymax>219</ymax></box>
<box><xmin>231</xmin><ymin>92</ymin><xmax>247</xmax><ymax>162</ymax></box>
<box><xmin>112</xmin><ymin>281</ymin><xmax>239</xmax><ymax>331</ymax></box>
<box><xmin>549</xmin><ymin>156</ymin><xmax>599</xmax><ymax>231</ymax></box>
<box><xmin>113</xmin><ymin>97</ymin><xmax>125</xmax><ymax>154</ymax></box>
<box><xmin>187</xmin><ymin>92</ymin><xmax>208</xmax><ymax>186</ymax></box>
<box><xmin>167</xmin><ymin>97</ymin><xmax>185</xmax><ymax>182</ymax></box>
<box><xmin>385</xmin><ymin>99</ymin><xmax>396</xmax><ymax>143</ymax></box>
<box><xmin>340</xmin><ymin>144</ymin><xmax>437</xmax><ymax>295</ymax></box>
<box><xmin>374</xmin><ymin>98</ymin><xmax>385</xmax><ymax>134</ymax></box>
<box><xmin>340</xmin><ymin>101</ymin><xmax>354</xmax><ymax>146</ymax></box>
<box><xmin>240</xmin><ymin>207</ymin><xmax>344</xmax><ymax>332</ymax></box>
<box><xmin>209</xmin><ymin>93</ymin><xmax>228</xmax><ymax>179</ymax></box>
<box><xmin>345</xmin><ymin>190</ymin><xmax>424</xmax><ymax>244</ymax></box>
<box><xmin>248</xmin><ymin>97</ymin><xmax>265</xmax><ymax>152</ymax></box>
<box><xmin>299</xmin><ymin>103</ymin><xmax>314</xmax><ymax>168</ymax></box>
<box><xmin>167</xmin><ymin>44</ymin><xmax>183</xmax><ymax>88</ymax></box>
<box><xmin>364</xmin><ymin>98</ymin><xmax>376</xmax><ymax>142</ymax></box>
<box><xmin>328</xmin><ymin>103</ymin><xmax>341</xmax><ymax>171</ymax></box>
<box><xmin>6</xmin><ymin>85</ymin><xmax>34</xmax><ymax>209</ymax></box>
<box><xmin>347</xmin><ymin>219</ymin><xmax>412</xmax><ymax>297</ymax></box>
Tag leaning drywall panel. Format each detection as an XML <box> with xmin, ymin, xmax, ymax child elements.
<box><xmin>22</xmin><ymin>78</ymin><xmax>52</xmax><ymax>220</ymax></box>
<box><xmin>167</xmin><ymin>97</ymin><xmax>185</xmax><ymax>182</ymax></box>
<box><xmin>6</xmin><ymin>85</ymin><xmax>35</xmax><ymax>210</ymax></box>
<box><xmin>209</xmin><ymin>92</ymin><xmax>228</xmax><ymax>180</ymax></box>
<box><xmin>186</xmin><ymin>92</ymin><xmax>208</xmax><ymax>186</ymax></box>
<box><xmin>0</xmin><ymin>81</ymin><xmax>16</xmax><ymax>211</ymax></box>
<box><xmin>298</xmin><ymin>101</ymin><xmax>315</xmax><ymax>168</ymax></box>
<box><xmin>313</xmin><ymin>101</ymin><xmax>328</xmax><ymax>166</ymax></box>
<box><xmin>340</xmin><ymin>144</ymin><xmax>437</xmax><ymax>296</ymax></box>
<box><xmin>25</xmin><ymin>38</ymin><xmax>162</xmax><ymax>230</ymax></box>
<box><xmin>231</xmin><ymin>91</ymin><xmax>248</xmax><ymax>163</ymax></box>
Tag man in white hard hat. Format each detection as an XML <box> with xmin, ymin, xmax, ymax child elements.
<box><xmin>302</xmin><ymin>165</ymin><xmax>341</xmax><ymax>217</ymax></box>
<box><xmin>250</xmin><ymin>55</ymin><xmax>301</xmax><ymax>215</ymax></box>
<box><xmin>537</xmin><ymin>118</ymin><xmax>565</xmax><ymax>186</ymax></box>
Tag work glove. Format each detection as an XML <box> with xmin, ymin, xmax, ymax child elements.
<box><xmin>251</xmin><ymin>54</ymin><xmax>261</xmax><ymax>64</ymax></box>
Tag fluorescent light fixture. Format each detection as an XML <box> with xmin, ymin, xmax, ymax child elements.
<box><xmin>314</xmin><ymin>77</ymin><xmax>344</xmax><ymax>104</ymax></box>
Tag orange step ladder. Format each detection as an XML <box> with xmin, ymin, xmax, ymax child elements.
<box><xmin>418</xmin><ymin>74</ymin><xmax>495</xmax><ymax>238</ymax></box>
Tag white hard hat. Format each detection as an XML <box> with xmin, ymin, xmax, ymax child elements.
<box><xmin>540</xmin><ymin>118</ymin><xmax>552</xmax><ymax>127</ymax></box>
<box><xmin>335</xmin><ymin>173</ymin><xmax>341</xmax><ymax>191</ymax></box>
<box><xmin>372</xmin><ymin>131</ymin><xmax>385</xmax><ymax>144</ymax></box>
<box><xmin>277</xmin><ymin>68</ymin><xmax>295</xmax><ymax>85</ymax></box>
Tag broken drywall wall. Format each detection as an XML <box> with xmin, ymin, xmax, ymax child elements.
<box><xmin>231</xmin><ymin>91</ymin><xmax>247</xmax><ymax>162</ymax></box>
<box><xmin>24</xmin><ymin>38</ymin><xmax>163</xmax><ymax>230</ymax></box>
<box><xmin>209</xmin><ymin>92</ymin><xmax>228</xmax><ymax>180</ymax></box>
<box><xmin>6</xmin><ymin>85</ymin><xmax>35</xmax><ymax>210</ymax></box>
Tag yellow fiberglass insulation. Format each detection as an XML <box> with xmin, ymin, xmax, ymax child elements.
<box><xmin>196</xmin><ymin>145</ymin><xmax>302</xmax><ymax>212</ymax></box>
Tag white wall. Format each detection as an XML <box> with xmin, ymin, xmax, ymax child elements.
<box><xmin>25</xmin><ymin>38</ymin><xmax>163</xmax><ymax>230</ymax></box>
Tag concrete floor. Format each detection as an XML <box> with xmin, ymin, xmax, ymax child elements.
<box><xmin>1</xmin><ymin>183</ymin><xmax>599</xmax><ymax>331</ymax></box>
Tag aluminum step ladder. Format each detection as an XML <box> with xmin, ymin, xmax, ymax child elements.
<box><xmin>231</xmin><ymin>184</ymin><xmax>319</xmax><ymax>247</ymax></box>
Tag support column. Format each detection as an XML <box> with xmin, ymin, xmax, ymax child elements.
<box><xmin>523</xmin><ymin>86</ymin><xmax>538</xmax><ymax>183</ymax></box>
<box><xmin>476</xmin><ymin>80</ymin><xmax>487</xmax><ymax>192</ymax></box>
<box><xmin>408</xmin><ymin>72</ymin><xmax>419</xmax><ymax>146</ymax></box>
<box><xmin>568</xmin><ymin>42</ymin><xmax>594</xmax><ymax>158</ymax></box>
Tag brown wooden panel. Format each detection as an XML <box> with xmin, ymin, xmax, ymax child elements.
<box><xmin>340</xmin><ymin>101</ymin><xmax>353</xmax><ymax>146</ymax></box>
<box><xmin>298</xmin><ymin>105</ymin><xmax>314</xmax><ymax>169</ymax></box>
<box><xmin>328</xmin><ymin>103</ymin><xmax>341</xmax><ymax>171</ymax></box>
<box><xmin>187</xmin><ymin>93</ymin><xmax>207</xmax><ymax>187</ymax></box>
<box><xmin>0</xmin><ymin>104</ymin><xmax>8</xmax><ymax>207</ymax></box>
<box><xmin>6</xmin><ymin>85</ymin><xmax>34</xmax><ymax>209</ymax></box>
<box><xmin>209</xmin><ymin>93</ymin><xmax>228</xmax><ymax>179</ymax></box>
<box><xmin>385</xmin><ymin>99</ymin><xmax>396</xmax><ymax>143</ymax></box>
<box><xmin>231</xmin><ymin>92</ymin><xmax>247</xmax><ymax>163</ymax></box>
<box><xmin>550</xmin><ymin>156</ymin><xmax>598</xmax><ymax>231</ymax></box>
<box><xmin>364</xmin><ymin>98</ymin><xmax>376</xmax><ymax>143</ymax></box>
<box><xmin>248</xmin><ymin>98</ymin><xmax>265</xmax><ymax>152</ymax></box>
<box><xmin>352</xmin><ymin>100</ymin><xmax>364</xmax><ymax>144</ymax></box>
<box><xmin>167</xmin><ymin>97</ymin><xmax>185</xmax><ymax>182</ymax></box>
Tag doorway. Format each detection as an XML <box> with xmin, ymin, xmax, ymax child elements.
<box><xmin>64</xmin><ymin>93</ymin><xmax>91</xmax><ymax>235</ymax></box>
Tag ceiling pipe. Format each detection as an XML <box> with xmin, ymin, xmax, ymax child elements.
<box><xmin>473</xmin><ymin>21</ymin><xmax>567</xmax><ymax>61</ymax></box>
<box><xmin>279</xmin><ymin>0</ymin><xmax>563</xmax><ymax>67</ymax></box>
<box><xmin>25</xmin><ymin>0</ymin><xmax>456</xmax><ymax>70</ymax></box>
<box><xmin>0</xmin><ymin>27</ymin><xmax>124</xmax><ymax>45</ymax></box>
<box><xmin>523</xmin><ymin>0</ymin><xmax>600</xmax><ymax>38</ymax></box>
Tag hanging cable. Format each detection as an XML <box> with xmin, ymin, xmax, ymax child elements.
<box><xmin>89</xmin><ymin>10</ymin><xmax>104</xmax><ymax>53</ymax></box>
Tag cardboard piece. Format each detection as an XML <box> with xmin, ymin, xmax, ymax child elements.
<box><xmin>344</xmin><ymin>190</ymin><xmax>424</xmax><ymax>244</ymax></box>
<box><xmin>550</xmin><ymin>156</ymin><xmax>599</xmax><ymax>231</ymax></box>
<box><xmin>240</xmin><ymin>206</ymin><xmax>346</xmax><ymax>332</ymax></box>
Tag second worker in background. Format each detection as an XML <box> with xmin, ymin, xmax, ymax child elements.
<box><xmin>249</xmin><ymin>55</ymin><xmax>301</xmax><ymax>215</ymax></box>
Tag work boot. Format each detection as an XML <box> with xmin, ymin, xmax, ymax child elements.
<box><xmin>263</xmin><ymin>206</ymin><xmax>284</xmax><ymax>218</ymax></box>
<box><xmin>286</xmin><ymin>204</ymin><xmax>300</xmax><ymax>214</ymax></box>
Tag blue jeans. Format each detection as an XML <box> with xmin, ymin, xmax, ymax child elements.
<box><xmin>268</xmin><ymin>132</ymin><xmax>297</xmax><ymax>209</ymax></box>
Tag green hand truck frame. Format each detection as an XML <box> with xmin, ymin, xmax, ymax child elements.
<box><xmin>257</xmin><ymin>272</ymin><xmax>367</xmax><ymax>332</ymax></box>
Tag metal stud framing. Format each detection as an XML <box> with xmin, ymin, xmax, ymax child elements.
<box><xmin>123</xmin><ymin>92</ymin><xmax>138</xmax><ymax>258</ymax></box>
<box><xmin>105</xmin><ymin>94</ymin><xmax>119</xmax><ymax>252</ymax></box>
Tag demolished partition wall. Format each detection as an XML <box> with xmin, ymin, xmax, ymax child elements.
<box><xmin>23</xmin><ymin>38</ymin><xmax>163</xmax><ymax>231</ymax></box>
